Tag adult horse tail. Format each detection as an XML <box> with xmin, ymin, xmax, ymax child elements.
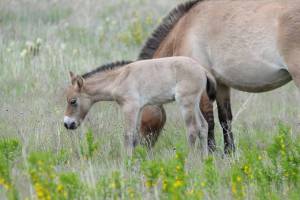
<box><xmin>205</xmin><ymin>72</ymin><xmax>217</xmax><ymax>102</ymax></box>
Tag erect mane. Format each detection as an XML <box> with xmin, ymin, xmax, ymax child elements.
<box><xmin>82</xmin><ymin>60</ymin><xmax>133</xmax><ymax>79</ymax></box>
<box><xmin>138</xmin><ymin>0</ymin><xmax>203</xmax><ymax>60</ymax></box>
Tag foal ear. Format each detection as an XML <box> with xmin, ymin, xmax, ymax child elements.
<box><xmin>75</xmin><ymin>75</ymin><xmax>84</xmax><ymax>90</ymax></box>
<box><xmin>69</xmin><ymin>71</ymin><xmax>76</xmax><ymax>84</ymax></box>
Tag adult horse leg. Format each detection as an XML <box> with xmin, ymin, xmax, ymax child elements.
<box><xmin>216</xmin><ymin>84</ymin><xmax>235</xmax><ymax>154</ymax></box>
<box><xmin>140</xmin><ymin>105</ymin><xmax>166</xmax><ymax>147</ymax></box>
<box><xmin>200</xmin><ymin>93</ymin><xmax>216</xmax><ymax>152</ymax></box>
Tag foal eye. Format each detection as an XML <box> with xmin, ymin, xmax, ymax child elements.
<box><xmin>70</xmin><ymin>99</ymin><xmax>77</xmax><ymax>106</ymax></box>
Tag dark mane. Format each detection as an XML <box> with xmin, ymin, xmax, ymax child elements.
<box><xmin>138</xmin><ymin>0</ymin><xmax>203</xmax><ymax>59</ymax></box>
<box><xmin>82</xmin><ymin>60</ymin><xmax>133</xmax><ymax>79</ymax></box>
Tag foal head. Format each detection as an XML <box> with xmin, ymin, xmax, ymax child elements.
<box><xmin>64</xmin><ymin>72</ymin><xmax>93</xmax><ymax>130</ymax></box>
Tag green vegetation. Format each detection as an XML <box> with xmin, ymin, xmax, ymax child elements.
<box><xmin>0</xmin><ymin>0</ymin><xmax>300</xmax><ymax>199</ymax></box>
<box><xmin>0</xmin><ymin>125</ymin><xmax>300</xmax><ymax>199</ymax></box>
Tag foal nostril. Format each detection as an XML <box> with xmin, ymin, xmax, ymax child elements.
<box><xmin>70</xmin><ymin>122</ymin><xmax>76</xmax><ymax>129</ymax></box>
<box><xmin>64</xmin><ymin>122</ymin><xmax>69</xmax><ymax>129</ymax></box>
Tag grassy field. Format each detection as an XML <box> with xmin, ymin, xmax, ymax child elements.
<box><xmin>0</xmin><ymin>0</ymin><xmax>300</xmax><ymax>199</ymax></box>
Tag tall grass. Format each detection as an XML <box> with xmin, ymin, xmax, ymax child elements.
<box><xmin>0</xmin><ymin>0</ymin><xmax>300</xmax><ymax>199</ymax></box>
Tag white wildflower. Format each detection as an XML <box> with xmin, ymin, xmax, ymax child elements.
<box><xmin>20</xmin><ymin>49</ymin><xmax>27</xmax><ymax>57</ymax></box>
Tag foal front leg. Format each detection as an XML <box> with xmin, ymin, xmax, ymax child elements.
<box><xmin>122</xmin><ymin>103</ymin><xmax>141</xmax><ymax>156</ymax></box>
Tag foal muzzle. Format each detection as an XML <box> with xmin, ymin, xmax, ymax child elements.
<box><xmin>64</xmin><ymin>116</ymin><xmax>78</xmax><ymax>130</ymax></box>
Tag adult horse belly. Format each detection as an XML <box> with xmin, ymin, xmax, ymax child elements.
<box><xmin>200</xmin><ymin>1</ymin><xmax>292</xmax><ymax>93</ymax></box>
<box><xmin>212</xmin><ymin>58</ymin><xmax>292</xmax><ymax>93</ymax></box>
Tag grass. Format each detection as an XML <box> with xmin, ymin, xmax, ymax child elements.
<box><xmin>0</xmin><ymin>0</ymin><xmax>300</xmax><ymax>199</ymax></box>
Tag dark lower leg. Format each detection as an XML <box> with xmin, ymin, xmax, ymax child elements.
<box><xmin>216</xmin><ymin>85</ymin><xmax>235</xmax><ymax>154</ymax></box>
<box><xmin>200</xmin><ymin>94</ymin><xmax>216</xmax><ymax>152</ymax></box>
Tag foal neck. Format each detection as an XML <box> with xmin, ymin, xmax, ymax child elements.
<box><xmin>84</xmin><ymin>69</ymin><xmax>123</xmax><ymax>102</ymax></box>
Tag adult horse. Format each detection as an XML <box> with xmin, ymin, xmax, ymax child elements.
<box><xmin>134</xmin><ymin>0</ymin><xmax>299</xmax><ymax>153</ymax></box>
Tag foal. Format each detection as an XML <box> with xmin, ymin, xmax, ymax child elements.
<box><xmin>64</xmin><ymin>56</ymin><xmax>216</xmax><ymax>155</ymax></box>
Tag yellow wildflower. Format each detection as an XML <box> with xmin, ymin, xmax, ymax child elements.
<box><xmin>110</xmin><ymin>182</ymin><xmax>116</xmax><ymax>189</ymax></box>
<box><xmin>35</xmin><ymin>183</ymin><xmax>48</xmax><ymax>199</ymax></box>
<box><xmin>57</xmin><ymin>184</ymin><xmax>64</xmax><ymax>193</ymax></box>
<box><xmin>4</xmin><ymin>183</ymin><xmax>10</xmax><ymax>190</ymax></box>
<box><xmin>160</xmin><ymin>167</ymin><xmax>164</xmax><ymax>173</ymax></box>
<box><xmin>0</xmin><ymin>177</ymin><xmax>5</xmax><ymax>184</ymax></box>
<box><xmin>146</xmin><ymin>15</ymin><xmax>153</xmax><ymax>25</ymax></box>
<box><xmin>145</xmin><ymin>180</ymin><xmax>153</xmax><ymax>188</ymax></box>
<box><xmin>163</xmin><ymin>180</ymin><xmax>168</xmax><ymax>191</ymax></box>
<box><xmin>173</xmin><ymin>179</ymin><xmax>183</xmax><ymax>188</ymax></box>
<box><xmin>258</xmin><ymin>155</ymin><xmax>262</xmax><ymax>160</ymax></box>
<box><xmin>50</xmin><ymin>173</ymin><xmax>56</xmax><ymax>179</ymax></box>
<box><xmin>231</xmin><ymin>183</ymin><xmax>237</xmax><ymax>195</ymax></box>
<box><xmin>284</xmin><ymin>172</ymin><xmax>289</xmax><ymax>177</ymax></box>
<box><xmin>128</xmin><ymin>188</ymin><xmax>135</xmax><ymax>198</ymax></box>
<box><xmin>0</xmin><ymin>178</ymin><xmax>11</xmax><ymax>190</ymax></box>
<box><xmin>237</xmin><ymin>176</ymin><xmax>242</xmax><ymax>182</ymax></box>
<box><xmin>186</xmin><ymin>189</ymin><xmax>195</xmax><ymax>196</ymax></box>
<box><xmin>243</xmin><ymin>165</ymin><xmax>251</xmax><ymax>175</ymax></box>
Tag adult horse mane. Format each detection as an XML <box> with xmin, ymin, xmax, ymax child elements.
<box><xmin>138</xmin><ymin>0</ymin><xmax>203</xmax><ymax>59</ymax></box>
<box><xmin>82</xmin><ymin>0</ymin><xmax>204</xmax><ymax>79</ymax></box>
<box><xmin>82</xmin><ymin>60</ymin><xmax>132</xmax><ymax>79</ymax></box>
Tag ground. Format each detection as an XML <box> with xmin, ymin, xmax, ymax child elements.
<box><xmin>0</xmin><ymin>0</ymin><xmax>300</xmax><ymax>199</ymax></box>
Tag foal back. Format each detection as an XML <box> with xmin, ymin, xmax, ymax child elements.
<box><xmin>122</xmin><ymin>57</ymin><xmax>208</xmax><ymax>105</ymax></box>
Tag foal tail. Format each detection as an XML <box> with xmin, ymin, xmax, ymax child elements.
<box><xmin>205</xmin><ymin>72</ymin><xmax>217</xmax><ymax>101</ymax></box>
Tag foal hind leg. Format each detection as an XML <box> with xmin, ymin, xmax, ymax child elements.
<box><xmin>178</xmin><ymin>96</ymin><xmax>207</xmax><ymax>155</ymax></box>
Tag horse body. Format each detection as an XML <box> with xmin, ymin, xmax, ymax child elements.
<box><xmin>193</xmin><ymin>0</ymin><xmax>291</xmax><ymax>92</ymax></box>
<box><xmin>155</xmin><ymin>0</ymin><xmax>292</xmax><ymax>92</ymax></box>
<box><xmin>138</xmin><ymin>0</ymin><xmax>300</xmax><ymax>153</ymax></box>
<box><xmin>64</xmin><ymin>57</ymin><xmax>216</xmax><ymax>154</ymax></box>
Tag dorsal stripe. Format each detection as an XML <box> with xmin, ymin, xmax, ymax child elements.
<box><xmin>82</xmin><ymin>60</ymin><xmax>133</xmax><ymax>79</ymax></box>
<box><xmin>138</xmin><ymin>0</ymin><xmax>203</xmax><ymax>59</ymax></box>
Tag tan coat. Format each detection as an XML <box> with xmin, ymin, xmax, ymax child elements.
<box><xmin>64</xmin><ymin>57</ymin><xmax>216</xmax><ymax>155</ymax></box>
